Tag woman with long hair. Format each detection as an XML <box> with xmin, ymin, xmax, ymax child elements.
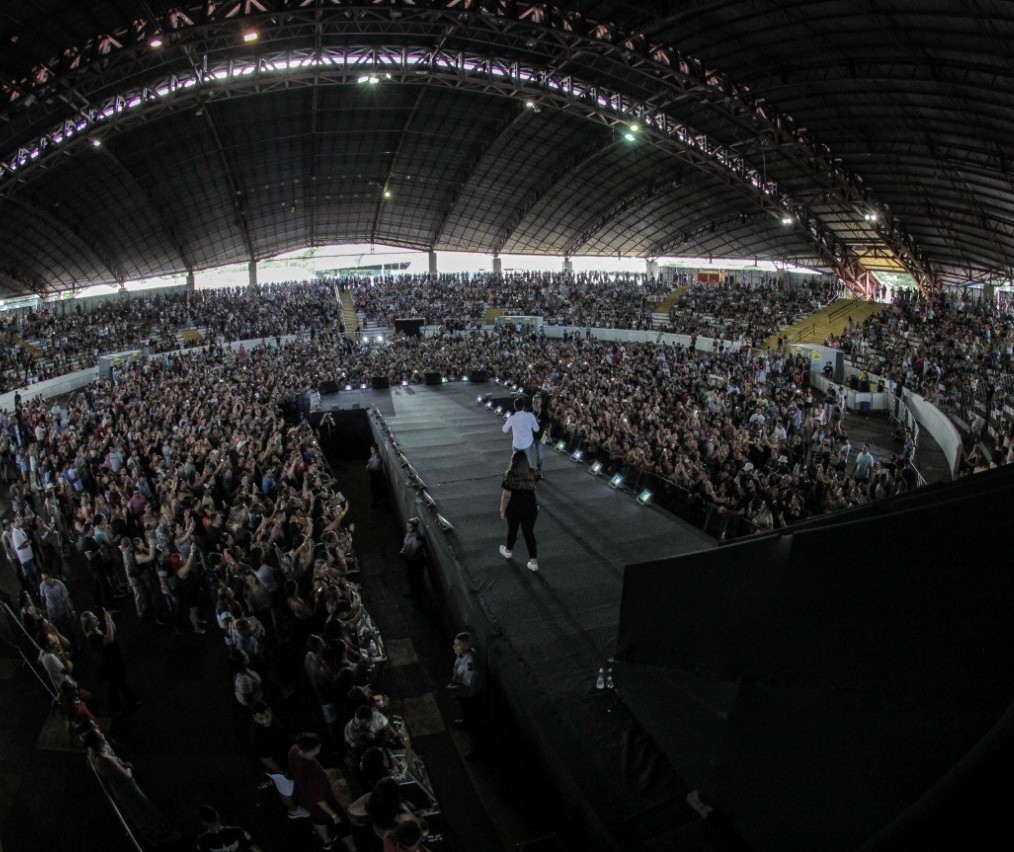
<box><xmin>498</xmin><ymin>450</ymin><xmax>540</xmax><ymax>572</ymax></box>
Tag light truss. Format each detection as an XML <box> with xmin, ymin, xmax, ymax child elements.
<box><xmin>0</xmin><ymin>2</ymin><xmax>937</xmax><ymax>287</ymax></box>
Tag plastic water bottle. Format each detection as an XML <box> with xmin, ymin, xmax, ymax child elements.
<box><xmin>595</xmin><ymin>667</ymin><xmax>605</xmax><ymax>690</ymax></box>
<box><xmin>605</xmin><ymin>668</ymin><xmax>614</xmax><ymax>690</ymax></box>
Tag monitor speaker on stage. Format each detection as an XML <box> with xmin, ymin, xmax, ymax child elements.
<box><xmin>371</xmin><ymin>376</ymin><xmax>390</xmax><ymax>390</ymax></box>
<box><xmin>424</xmin><ymin>371</ymin><xmax>442</xmax><ymax>386</ymax></box>
<box><xmin>394</xmin><ymin>318</ymin><xmax>425</xmax><ymax>337</ymax></box>
<box><xmin>320</xmin><ymin>380</ymin><xmax>340</xmax><ymax>395</ymax></box>
<box><xmin>469</xmin><ymin>370</ymin><xmax>488</xmax><ymax>383</ymax></box>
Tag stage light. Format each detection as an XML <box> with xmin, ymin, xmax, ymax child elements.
<box><xmin>623</xmin><ymin>131</ymin><xmax>636</xmax><ymax>142</ymax></box>
<box><xmin>401</xmin><ymin>380</ymin><xmax>408</xmax><ymax>387</ymax></box>
<box><xmin>344</xmin><ymin>384</ymin><xmax>352</xmax><ymax>391</ymax></box>
<box><xmin>503</xmin><ymin>412</ymin><xmax>510</xmax><ymax>421</ymax></box>
<box><xmin>383</xmin><ymin>189</ymin><xmax>392</xmax><ymax>198</ymax></box>
<box><xmin>476</xmin><ymin>396</ymin><xmax>483</xmax><ymax>403</ymax></box>
<box><xmin>570</xmin><ymin>449</ymin><xmax>584</xmax><ymax>462</ymax></box>
<box><xmin>436</xmin><ymin>513</ymin><xmax>454</xmax><ymax>531</ymax></box>
<box><xmin>360</xmin><ymin>383</ymin><xmax>367</xmax><ymax>389</ymax></box>
<box><xmin>495</xmin><ymin>405</ymin><xmax>503</xmax><ymax>414</ymax></box>
<box><xmin>525</xmin><ymin>100</ymin><xmax>536</xmax><ymax>109</ymax></box>
<box><xmin>243</xmin><ymin>30</ymin><xmax>258</xmax><ymax>43</ymax></box>
<box><xmin>485</xmin><ymin>401</ymin><xmax>493</xmax><ymax>409</ymax></box>
<box><xmin>637</xmin><ymin>489</ymin><xmax>653</xmax><ymax>505</ymax></box>
<box><xmin>864</xmin><ymin>211</ymin><xmax>879</xmax><ymax>222</ymax></box>
<box><xmin>442</xmin><ymin>377</ymin><xmax>448</xmax><ymax>383</ymax></box>
<box><xmin>376</xmin><ymin>335</ymin><xmax>384</xmax><ymax>342</ymax></box>
<box><xmin>422</xmin><ymin>490</ymin><xmax>437</xmax><ymax>508</ymax></box>
<box><xmin>462</xmin><ymin>377</ymin><xmax>470</xmax><ymax>382</ymax></box>
<box><xmin>555</xmin><ymin>440</ymin><xmax>567</xmax><ymax>453</ymax></box>
<box><xmin>609</xmin><ymin>473</ymin><xmax>624</xmax><ymax>489</ymax></box>
<box><xmin>588</xmin><ymin>461</ymin><xmax>603</xmax><ymax>475</ymax></box>
<box><xmin>781</xmin><ymin>215</ymin><xmax>793</xmax><ymax>225</ymax></box>
<box><xmin>91</xmin><ymin>138</ymin><xmax>102</xmax><ymax>147</ymax></box>
<box><xmin>149</xmin><ymin>37</ymin><xmax>163</xmax><ymax>48</ymax></box>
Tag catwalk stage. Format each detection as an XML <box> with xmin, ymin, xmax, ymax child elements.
<box><xmin>322</xmin><ymin>382</ymin><xmax>721</xmax><ymax>850</ymax></box>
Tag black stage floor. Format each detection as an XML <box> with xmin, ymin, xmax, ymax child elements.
<box><xmin>326</xmin><ymin>383</ymin><xmax>720</xmax><ymax>850</ymax></box>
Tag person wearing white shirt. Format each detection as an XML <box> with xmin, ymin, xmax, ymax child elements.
<box><xmin>501</xmin><ymin>398</ymin><xmax>538</xmax><ymax>454</ymax></box>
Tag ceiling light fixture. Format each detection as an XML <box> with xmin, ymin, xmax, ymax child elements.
<box><xmin>149</xmin><ymin>37</ymin><xmax>163</xmax><ymax>48</ymax></box>
<box><xmin>243</xmin><ymin>30</ymin><xmax>258</xmax><ymax>43</ymax></box>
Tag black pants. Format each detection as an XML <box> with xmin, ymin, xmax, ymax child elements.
<box><xmin>506</xmin><ymin>509</ymin><xmax>538</xmax><ymax>559</ymax></box>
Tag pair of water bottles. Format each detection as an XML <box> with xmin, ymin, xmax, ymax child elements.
<box><xmin>595</xmin><ymin>667</ymin><xmax>614</xmax><ymax>690</ymax></box>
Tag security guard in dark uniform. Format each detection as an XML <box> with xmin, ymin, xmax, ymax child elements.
<box><xmin>447</xmin><ymin>632</ymin><xmax>483</xmax><ymax>759</ymax></box>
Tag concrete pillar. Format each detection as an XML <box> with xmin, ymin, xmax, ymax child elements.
<box><xmin>646</xmin><ymin>259</ymin><xmax>659</xmax><ymax>281</ymax></box>
<box><xmin>186</xmin><ymin>270</ymin><xmax>195</xmax><ymax>291</ymax></box>
<box><xmin>428</xmin><ymin>251</ymin><xmax>438</xmax><ymax>275</ymax></box>
<box><xmin>563</xmin><ymin>256</ymin><xmax>573</xmax><ymax>276</ymax></box>
<box><xmin>492</xmin><ymin>255</ymin><xmax>502</xmax><ymax>276</ymax></box>
<box><xmin>248</xmin><ymin>259</ymin><xmax>257</xmax><ymax>287</ymax></box>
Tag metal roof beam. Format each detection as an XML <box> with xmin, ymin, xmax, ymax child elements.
<box><xmin>1</xmin><ymin>191</ymin><xmax>127</xmax><ymax>284</ymax></box>
<box><xmin>370</xmin><ymin>84</ymin><xmax>427</xmax><ymax>247</ymax></box>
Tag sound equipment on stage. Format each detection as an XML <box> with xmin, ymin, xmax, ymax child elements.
<box><xmin>371</xmin><ymin>376</ymin><xmax>390</xmax><ymax>390</ymax></box>
<box><xmin>320</xmin><ymin>380</ymin><xmax>340</xmax><ymax>395</ymax></box>
<box><xmin>424</xmin><ymin>372</ymin><xmax>442</xmax><ymax>385</ymax></box>
<box><xmin>469</xmin><ymin>370</ymin><xmax>488</xmax><ymax>383</ymax></box>
<box><xmin>394</xmin><ymin>318</ymin><xmax>425</xmax><ymax>337</ymax></box>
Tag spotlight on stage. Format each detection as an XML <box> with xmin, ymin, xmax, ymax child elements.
<box><xmin>360</xmin><ymin>383</ymin><xmax>368</xmax><ymax>389</ymax></box>
<box><xmin>503</xmin><ymin>412</ymin><xmax>510</xmax><ymax>421</ymax></box>
<box><xmin>609</xmin><ymin>473</ymin><xmax>624</xmax><ymax>489</ymax></box>
<box><xmin>570</xmin><ymin>449</ymin><xmax>584</xmax><ymax>462</ymax></box>
<box><xmin>462</xmin><ymin>377</ymin><xmax>469</xmax><ymax>382</ymax></box>
<box><xmin>637</xmin><ymin>489</ymin><xmax>653</xmax><ymax>505</ymax></box>
<box><xmin>495</xmin><ymin>405</ymin><xmax>503</xmax><ymax>414</ymax></box>
<box><xmin>344</xmin><ymin>384</ymin><xmax>352</xmax><ymax>391</ymax></box>
<box><xmin>442</xmin><ymin>377</ymin><xmax>448</xmax><ymax>383</ymax></box>
<box><xmin>476</xmin><ymin>396</ymin><xmax>484</xmax><ymax>404</ymax></box>
<box><xmin>436</xmin><ymin>513</ymin><xmax>454</xmax><ymax>532</ymax></box>
<box><xmin>401</xmin><ymin>380</ymin><xmax>409</xmax><ymax>387</ymax></box>
<box><xmin>400</xmin><ymin>456</ymin><xmax>410</xmax><ymax>469</ymax></box>
<box><xmin>422</xmin><ymin>490</ymin><xmax>437</xmax><ymax>508</ymax></box>
<box><xmin>588</xmin><ymin>461</ymin><xmax>604</xmax><ymax>476</ymax></box>
<box><xmin>485</xmin><ymin>401</ymin><xmax>494</xmax><ymax>409</ymax></box>
<box><xmin>555</xmin><ymin>440</ymin><xmax>567</xmax><ymax>453</ymax></box>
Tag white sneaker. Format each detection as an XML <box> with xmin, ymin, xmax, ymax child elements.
<box><xmin>288</xmin><ymin>806</ymin><xmax>311</xmax><ymax>819</ymax></box>
<box><xmin>499</xmin><ymin>545</ymin><xmax>513</xmax><ymax>559</ymax></box>
<box><xmin>527</xmin><ymin>559</ymin><xmax>539</xmax><ymax>572</ymax></box>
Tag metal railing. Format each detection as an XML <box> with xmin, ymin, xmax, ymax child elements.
<box><xmin>0</xmin><ymin>599</ymin><xmax>145</xmax><ymax>852</ymax></box>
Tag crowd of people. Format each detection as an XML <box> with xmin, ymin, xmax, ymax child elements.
<box><xmin>2</xmin><ymin>328</ymin><xmax>448</xmax><ymax>849</ymax></box>
<box><xmin>4</xmin><ymin>270</ymin><xmax>1014</xmax><ymax>847</ymax></box>
<box><xmin>827</xmin><ymin>287</ymin><xmax>1014</xmax><ymax>405</ymax></box>
<box><xmin>663</xmin><ymin>277</ymin><xmax>841</xmax><ymax>346</ymax></box>
<box><xmin>0</xmin><ymin>280</ymin><xmax>341</xmax><ymax>393</ymax></box>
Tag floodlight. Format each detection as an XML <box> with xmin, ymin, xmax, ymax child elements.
<box><xmin>623</xmin><ymin>132</ymin><xmax>636</xmax><ymax>142</ymax></box>
<box><xmin>401</xmin><ymin>380</ymin><xmax>408</xmax><ymax>387</ymax></box>
<box><xmin>436</xmin><ymin>513</ymin><xmax>454</xmax><ymax>531</ymax></box>
<box><xmin>344</xmin><ymin>384</ymin><xmax>352</xmax><ymax>391</ymax></box>
<box><xmin>383</xmin><ymin>189</ymin><xmax>392</xmax><ymax>198</ymax></box>
<box><xmin>637</xmin><ymin>489</ymin><xmax>653</xmax><ymax>505</ymax></box>
<box><xmin>376</xmin><ymin>335</ymin><xmax>384</xmax><ymax>342</ymax></box>
<box><xmin>442</xmin><ymin>377</ymin><xmax>448</xmax><ymax>383</ymax></box>
<box><xmin>609</xmin><ymin>473</ymin><xmax>624</xmax><ymax>489</ymax></box>
<box><xmin>422</xmin><ymin>490</ymin><xmax>437</xmax><ymax>508</ymax></box>
<box><xmin>555</xmin><ymin>440</ymin><xmax>567</xmax><ymax>453</ymax></box>
<box><xmin>476</xmin><ymin>396</ymin><xmax>484</xmax><ymax>403</ymax></box>
<box><xmin>570</xmin><ymin>449</ymin><xmax>584</xmax><ymax>462</ymax></box>
<box><xmin>589</xmin><ymin>461</ymin><xmax>604</xmax><ymax>475</ymax></box>
<box><xmin>149</xmin><ymin>37</ymin><xmax>163</xmax><ymax>48</ymax></box>
<box><xmin>485</xmin><ymin>401</ymin><xmax>493</xmax><ymax>409</ymax></box>
<box><xmin>495</xmin><ymin>405</ymin><xmax>503</xmax><ymax>414</ymax></box>
<box><xmin>360</xmin><ymin>383</ymin><xmax>367</xmax><ymax>389</ymax></box>
<box><xmin>864</xmin><ymin>212</ymin><xmax>879</xmax><ymax>222</ymax></box>
<box><xmin>462</xmin><ymin>377</ymin><xmax>470</xmax><ymax>382</ymax></box>
<box><xmin>91</xmin><ymin>139</ymin><xmax>102</xmax><ymax>147</ymax></box>
<box><xmin>781</xmin><ymin>215</ymin><xmax>793</xmax><ymax>225</ymax></box>
<box><xmin>243</xmin><ymin>30</ymin><xmax>258</xmax><ymax>43</ymax></box>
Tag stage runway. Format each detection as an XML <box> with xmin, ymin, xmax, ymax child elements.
<box><xmin>324</xmin><ymin>382</ymin><xmax>719</xmax><ymax>849</ymax></box>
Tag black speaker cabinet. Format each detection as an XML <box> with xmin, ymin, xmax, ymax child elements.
<box><xmin>371</xmin><ymin>376</ymin><xmax>390</xmax><ymax>390</ymax></box>
<box><xmin>320</xmin><ymin>380</ymin><xmax>340</xmax><ymax>395</ymax></box>
<box><xmin>424</xmin><ymin>371</ymin><xmax>442</xmax><ymax>385</ymax></box>
<box><xmin>468</xmin><ymin>370</ymin><xmax>488</xmax><ymax>383</ymax></box>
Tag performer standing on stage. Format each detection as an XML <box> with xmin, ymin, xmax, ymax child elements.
<box><xmin>501</xmin><ymin>398</ymin><xmax>538</xmax><ymax>459</ymax></box>
<box><xmin>498</xmin><ymin>450</ymin><xmax>539</xmax><ymax>572</ymax></box>
<box><xmin>530</xmin><ymin>393</ymin><xmax>550</xmax><ymax>480</ymax></box>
